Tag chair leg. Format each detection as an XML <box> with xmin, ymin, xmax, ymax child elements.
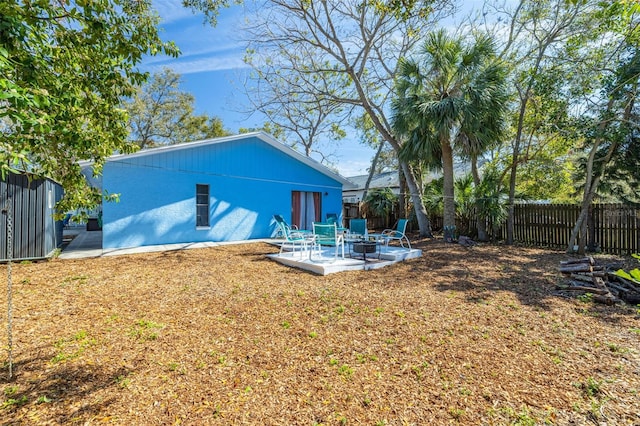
<box><xmin>401</xmin><ymin>236</ymin><xmax>411</xmax><ymax>249</ymax></box>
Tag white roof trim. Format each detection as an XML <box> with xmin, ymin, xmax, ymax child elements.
<box><xmin>98</xmin><ymin>132</ymin><xmax>353</xmax><ymax>187</ymax></box>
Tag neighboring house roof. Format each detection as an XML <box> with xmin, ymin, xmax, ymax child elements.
<box><xmin>83</xmin><ymin>132</ymin><xmax>353</xmax><ymax>188</ymax></box>
<box><xmin>344</xmin><ymin>171</ymin><xmax>399</xmax><ymax>191</ymax></box>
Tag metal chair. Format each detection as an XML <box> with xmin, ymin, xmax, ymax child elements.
<box><xmin>326</xmin><ymin>213</ymin><xmax>338</xmax><ymax>225</ymax></box>
<box><xmin>311</xmin><ymin>222</ymin><xmax>344</xmax><ymax>262</ymax></box>
<box><xmin>273</xmin><ymin>214</ymin><xmax>310</xmax><ymax>257</ymax></box>
<box><xmin>348</xmin><ymin>218</ymin><xmax>368</xmax><ymax>239</ymax></box>
<box><xmin>379</xmin><ymin>219</ymin><xmax>411</xmax><ymax>249</ymax></box>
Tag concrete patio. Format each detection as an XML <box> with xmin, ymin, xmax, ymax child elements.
<box><xmin>266</xmin><ymin>243</ymin><xmax>422</xmax><ymax>275</ymax></box>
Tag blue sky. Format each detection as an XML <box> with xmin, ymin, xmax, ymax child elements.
<box><xmin>140</xmin><ymin>1</ymin><xmax>483</xmax><ymax>177</ymax></box>
<box><xmin>142</xmin><ymin>2</ymin><xmax>255</xmax><ymax>127</ymax></box>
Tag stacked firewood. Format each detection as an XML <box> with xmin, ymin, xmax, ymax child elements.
<box><xmin>557</xmin><ymin>257</ymin><xmax>640</xmax><ymax>305</ymax></box>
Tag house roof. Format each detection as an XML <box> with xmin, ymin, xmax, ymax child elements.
<box><xmin>81</xmin><ymin>132</ymin><xmax>354</xmax><ymax>188</ymax></box>
<box><xmin>345</xmin><ymin>171</ymin><xmax>399</xmax><ymax>191</ymax></box>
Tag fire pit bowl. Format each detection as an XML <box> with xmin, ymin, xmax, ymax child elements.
<box><xmin>353</xmin><ymin>241</ymin><xmax>377</xmax><ymax>254</ymax></box>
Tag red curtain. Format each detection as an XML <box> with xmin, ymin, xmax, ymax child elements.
<box><xmin>291</xmin><ymin>191</ymin><xmax>302</xmax><ymax>229</ymax></box>
<box><xmin>291</xmin><ymin>191</ymin><xmax>321</xmax><ymax>230</ymax></box>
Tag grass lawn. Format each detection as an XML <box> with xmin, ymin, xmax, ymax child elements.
<box><xmin>1</xmin><ymin>238</ymin><xmax>638</xmax><ymax>424</ymax></box>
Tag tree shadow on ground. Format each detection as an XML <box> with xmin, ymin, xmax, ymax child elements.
<box><xmin>407</xmin><ymin>238</ymin><xmax>638</xmax><ymax>325</ymax></box>
<box><xmin>0</xmin><ymin>349</ymin><xmax>131</xmax><ymax>425</ymax></box>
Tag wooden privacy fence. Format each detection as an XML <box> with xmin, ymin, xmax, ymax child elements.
<box><xmin>497</xmin><ymin>203</ymin><xmax>639</xmax><ymax>255</ymax></box>
<box><xmin>345</xmin><ymin>201</ymin><xmax>639</xmax><ymax>255</ymax></box>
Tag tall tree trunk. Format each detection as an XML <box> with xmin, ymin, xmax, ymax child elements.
<box><xmin>400</xmin><ymin>160</ymin><xmax>432</xmax><ymax>237</ymax></box>
<box><xmin>441</xmin><ymin>139</ymin><xmax>456</xmax><ymax>234</ymax></box>
<box><xmin>398</xmin><ymin>167</ymin><xmax>407</xmax><ymax>220</ymax></box>
<box><xmin>470</xmin><ymin>154</ymin><xmax>488</xmax><ymax>241</ymax></box>
<box><xmin>361</xmin><ymin>140</ymin><xmax>386</xmax><ymax>204</ymax></box>
<box><xmin>567</xmin><ymin>95</ymin><xmax>629</xmax><ymax>253</ymax></box>
<box><xmin>503</xmin><ymin>4</ymin><xmax>578</xmax><ymax>244</ymax></box>
<box><xmin>506</xmin><ymin>88</ymin><xmax>528</xmax><ymax>245</ymax></box>
<box><xmin>356</xmin><ymin>100</ymin><xmax>432</xmax><ymax>237</ymax></box>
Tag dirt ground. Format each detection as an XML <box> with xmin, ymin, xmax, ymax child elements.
<box><xmin>0</xmin><ymin>238</ymin><xmax>638</xmax><ymax>425</ymax></box>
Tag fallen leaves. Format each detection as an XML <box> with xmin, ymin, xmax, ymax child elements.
<box><xmin>0</xmin><ymin>239</ymin><xmax>638</xmax><ymax>424</ymax></box>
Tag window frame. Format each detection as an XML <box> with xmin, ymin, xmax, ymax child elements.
<box><xmin>195</xmin><ymin>184</ymin><xmax>210</xmax><ymax>228</ymax></box>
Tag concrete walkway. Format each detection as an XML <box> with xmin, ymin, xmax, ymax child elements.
<box><xmin>58</xmin><ymin>229</ymin><xmax>271</xmax><ymax>260</ymax></box>
<box><xmin>59</xmin><ymin>230</ymin><xmax>104</xmax><ymax>259</ymax></box>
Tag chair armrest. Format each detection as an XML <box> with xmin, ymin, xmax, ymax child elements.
<box><xmin>290</xmin><ymin>230</ymin><xmax>309</xmax><ymax>239</ymax></box>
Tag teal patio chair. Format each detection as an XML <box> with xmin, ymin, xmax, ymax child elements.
<box><xmin>379</xmin><ymin>219</ymin><xmax>411</xmax><ymax>249</ymax></box>
<box><xmin>326</xmin><ymin>213</ymin><xmax>338</xmax><ymax>224</ymax></box>
<box><xmin>311</xmin><ymin>222</ymin><xmax>345</xmax><ymax>262</ymax></box>
<box><xmin>274</xmin><ymin>214</ymin><xmax>310</xmax><ymax>257</ymax></box>
<box><xmin>348</xmin><ymin>218</ymin><xmax>368</xmax><ymax>239</ymax></box>
<box><xmin>326</xmin><ymin>213</ymin><xmax>349</xmax><ymax>235</ymax></box>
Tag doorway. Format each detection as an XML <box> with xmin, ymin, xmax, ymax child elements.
<box><xmin>291</xmin><ymin>191</ymin><xmax>321</xmax><ymax>230</ymax></box>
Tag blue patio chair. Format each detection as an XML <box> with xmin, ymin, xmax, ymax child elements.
<box><xmin>273</xmin><ymin>214</ymin><xmax>309</xmax><ymax>236</ymax></box>
<box><xmin>348</xmin><ymin>218</ymin><xmax>368</xmax><ymax>239</ymax></box>
<box><xmin>326</xmin><ymin>213</ymin><xmax>338</xmax><ymax>225</ymax></box>
<box><xmin>311</xmin><ymin>222</ymin><xmax>345</xmax><ymax>262</ymax></box>
<box><xmin>274</xmin><ymin>214</ymin><xmax>310</xmax><ymax>257</ymax></box>
<box><xmin>379</xmin><ymin>219</ymin><xmax>411</xmax><ymax>249</ymax></box>
<box><xmin>326</xmin><ymin>213</ymin><xmax>349</xmax><ymax>234</ymax></box>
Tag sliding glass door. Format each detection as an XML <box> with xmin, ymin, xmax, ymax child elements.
<box><xmin>291</xmin><ymin>191</ymin><xmax>321</xmax><ymax>230</ymax></box>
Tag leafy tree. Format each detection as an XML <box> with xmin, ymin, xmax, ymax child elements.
<box><xmin>363</xmin><ymin>187</ymin><xmax>398</xmax><ymax>223</ymax></box>
<box><xmin>481</xmin><ymin>0</ymin><xmax>606</xmax><ymax>244</ymax></box>
<box><xmin>242</xmin><ymin>57</ymin><xmax>348</xmax><ymax>167</ymax></box>
<box><xmin>124</xmin><ymin>68</ymin><xmax>230</xmax><ymax>148</ymax></box>
<box><xmin>568</xmin><ymin>44</ymin><xmax>640</xmax><ymax>253</ymax></box>
<box><xmin>239</xmin><ymin>122</ymin><xmax>284</xmax><ymax>138</ymax></box>
<box><xmin>183</xmin><ymin>0</ymin><xmax>243</xmax><ymax>25</ymax></box>
<box><xmin>183</xmin><ymin>115</ymin><xmax>231</xmax><ymax>142</ymax></box>
<box><xmin>232</xmin><ymin>0</ymin><xmax>458</xmax><ymax>237</ymax></box>
<box><xmin>474</xmin><ymin>165</ymin><xmax>509</xmax><ymax>239</ymax></box>
<box><xmin>0</xmin><ymin>0</ymin><xmax>178</xmax><ymax>214</ymax></box>
<box><xmin>351</xmin><ymin>113</ymin><xmax>396</xmax><ymax>206</ymax></box>
<box><xmin>392</xmin><ymin>30</ymin><xmax>508</xmax><ymax>235</ymax></box>
<box><xmin>454</xmin><ymin>174</ymin><xmax>475</xmax><ymax>236</ymax></box>
<box><xmin>1</xmin><ymin>0</ymin><xmax>178</xmax><ymax>380</ymax></box>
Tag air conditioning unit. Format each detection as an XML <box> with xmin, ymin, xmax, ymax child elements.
<box><xmin>343</xmin><ymin>197</ymin><xmax>358</xmax><ymax>204</ymax></box>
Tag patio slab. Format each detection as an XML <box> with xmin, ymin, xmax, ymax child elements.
<box><xmin>267</xmin><ymin>245</ymin><xmax>422</xmax><ymax>275</ymax></box>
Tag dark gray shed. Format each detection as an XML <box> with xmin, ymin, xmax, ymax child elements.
<box><xmin>0</xmin><ymin>172</ymin><xmax>64</xmax><ymax>261</ymax></box>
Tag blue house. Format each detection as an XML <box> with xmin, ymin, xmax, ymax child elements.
<box><xmin>100</xmin><ymin>132</ymin><xmax>351</xmax><ymax>249</ymax></box>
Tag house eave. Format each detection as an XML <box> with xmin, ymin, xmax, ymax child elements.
<box><xmin>87</xmin><ymin>132</ymin><xmax>353</xmax><ymax>188</ymax></box>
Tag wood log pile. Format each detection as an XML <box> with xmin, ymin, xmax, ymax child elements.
<box><xmin>557</xmin><ymin>257</ymin><xmax>640</xmax><ymax>305</ymax></box>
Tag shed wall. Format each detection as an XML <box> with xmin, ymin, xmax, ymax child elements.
<box><xmin>0</xmin><ymin>173</ymin><xmax>63</xmax><ymax>261</ymax></box>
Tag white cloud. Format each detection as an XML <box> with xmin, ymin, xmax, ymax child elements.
<box><xmin>144</xmin><ymin>53</ymin><xmax>249</xmax><ymax>75</ymax></box>
<box><xmin>143</xmin><ymin>1</ymin><xmax>250</xmax><ymax>75</ymax></box>
<box><xmin>152</xmin><ymin>0</ymin><xmax>194</xmax><ymax>24</ymax></box>
<box><xmin>168</xmin><ymin>28</ymin><xmax>244</xmax><ymax>58</ymax></box>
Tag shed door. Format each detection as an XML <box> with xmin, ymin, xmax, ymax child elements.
<box><xmin>291</xmin><ymin>191</ymin><xmax>321</xmax><ymax>231</ymax></box>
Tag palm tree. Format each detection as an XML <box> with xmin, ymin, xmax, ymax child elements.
<box><xmin>392</xmin><ymin>30</ymin><xmax>508</xmax><ymax>234</ymax></box>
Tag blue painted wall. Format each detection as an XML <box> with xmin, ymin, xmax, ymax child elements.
<box><xmin>101</xmin><ymin>134</ymin><xmax>345</xmax><ymax>249</ymax></box>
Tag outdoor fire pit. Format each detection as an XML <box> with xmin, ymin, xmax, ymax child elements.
<box><xmin>352</xmin><ymin>241</ymin><xmax>379</xmax><ymax>262</ymax></box>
